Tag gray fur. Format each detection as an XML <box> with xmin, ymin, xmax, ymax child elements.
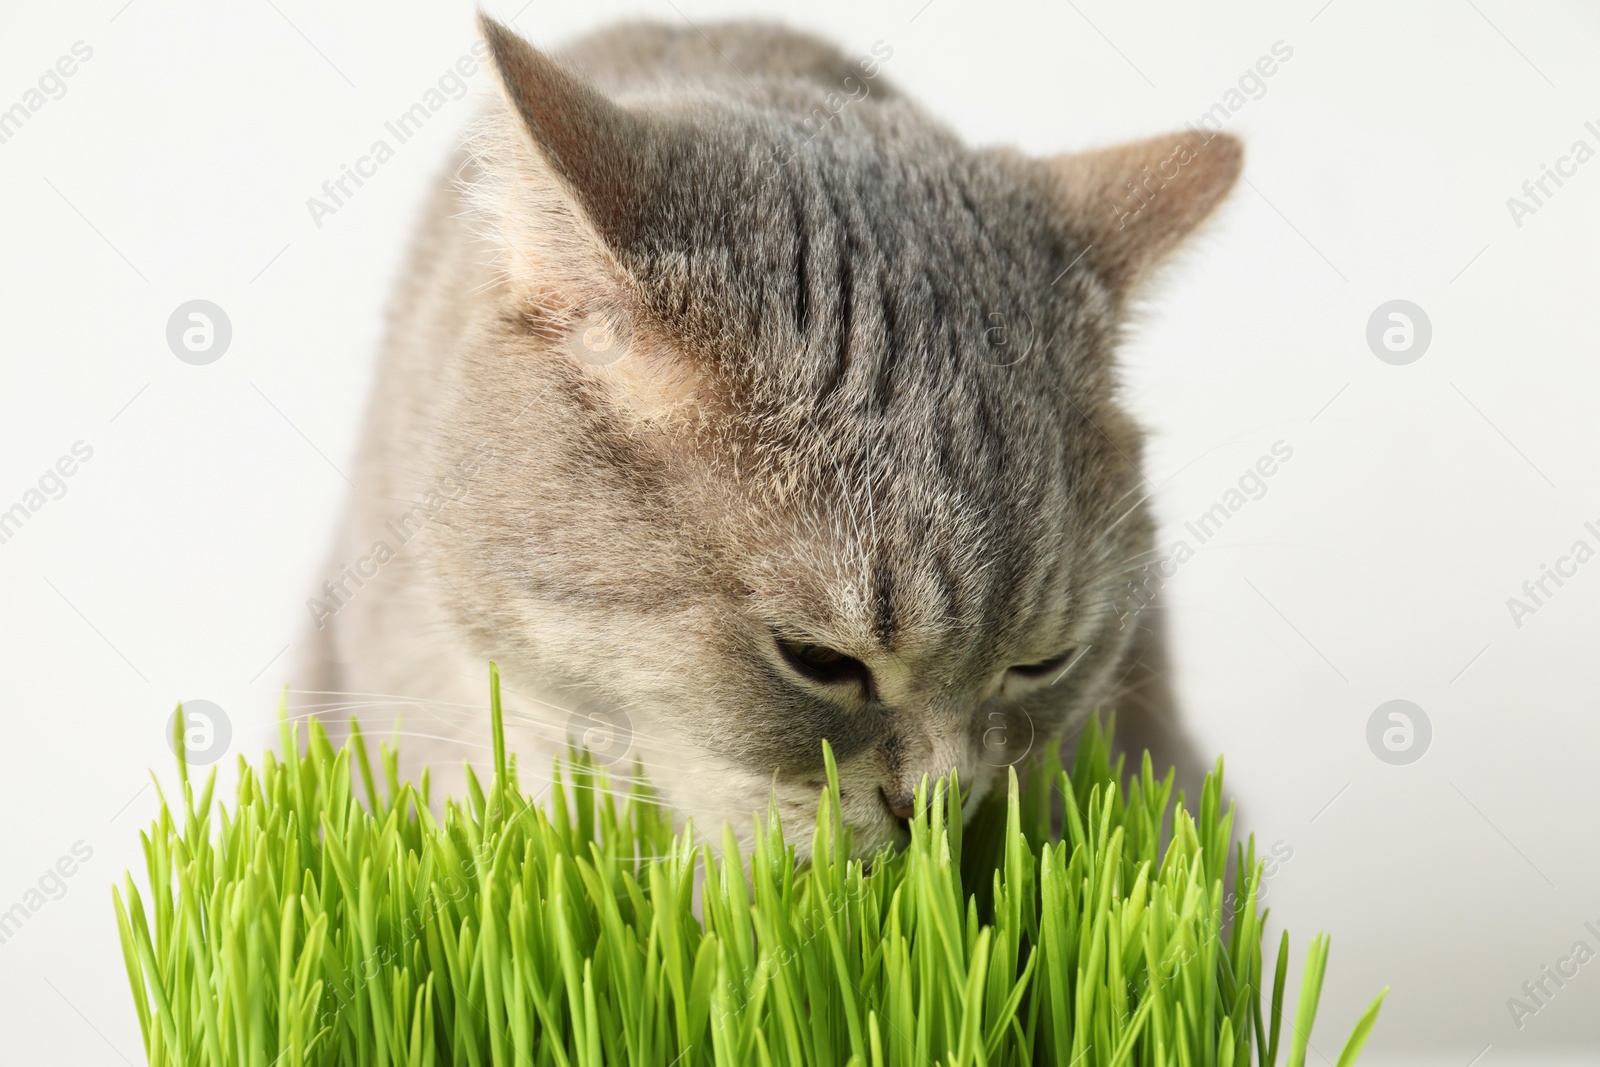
<box><xmin>302</xmin><ymin>17</ymin><xmax>1241</xmax><ymax>856</ymax></box>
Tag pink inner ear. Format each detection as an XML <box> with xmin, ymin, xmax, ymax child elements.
<box><xmin>478</xmin><ymin>15</ymin><xmax>652</xmax><ymax>255</ymax></box>
<box><xmin>1043</xmin><ymin>131</ymin><xmax>1243</xmax><ymax>295</ymax></box>
<box><xmin>470</xmin><ymin>18</ymin><xmax>666</xmax><ymax>357</ymax></box>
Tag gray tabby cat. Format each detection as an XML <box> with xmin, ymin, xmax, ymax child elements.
<box><xmin>302</xmin><ymin>16</ymin><xmax>1241</xmax><ymax>858</ymax></box>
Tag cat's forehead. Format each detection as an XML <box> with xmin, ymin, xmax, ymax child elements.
<box><xmin>620</xmin><ymin>117</ymin><xmax>1119</xmax><ymax>445</ymax></box>
<box><xmin>631</xmin><ymin>109</ymin><xmax>1101</xmax><ymax>371</ymax></box>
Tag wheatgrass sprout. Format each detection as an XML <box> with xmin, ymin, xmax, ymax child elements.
<box><xmin>115</xmin><ymin>664</ymin><xmax>1386</xmax><ymax>1066</ymax></box>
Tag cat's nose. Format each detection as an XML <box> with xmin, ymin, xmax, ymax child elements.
<box><xmin>880</xmin><ymin>786</ymin><xmax>916</xmax><ymax>823</ymax></box>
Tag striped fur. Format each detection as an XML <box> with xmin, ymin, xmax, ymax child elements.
<box><xmin>303</xmin><ymin>17</ymin><xmax>1241</xmax><ymax>857</ymax></box>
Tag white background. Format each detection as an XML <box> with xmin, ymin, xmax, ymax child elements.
<box><xmin>1</xmin><ymin>0</ymin><xmax>1597</xmax><ymax>1062</ymax></box>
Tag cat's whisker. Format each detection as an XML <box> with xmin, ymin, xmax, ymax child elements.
<box><xmin>1098</xmin><ymin>488</ymin><xmax>1157</xmax><ymax>542</ymax></box>
<box><xmin>289</xmin><ymin>688</ymin><xmax>494</xmax><ymax>710</ymax></box>
<box><xmin>1099</xmin><ymin>478</ymin><xmax>1153</xmax><ymax>517</ymax></box>
<box><xmin>370</xmin><ymin>730</ymin><xmax>498</xmax><ymax>751</ymax></box>
<box><xmin>1100</xmin><ymin>549</ymin><xmax>1176</xmax><ymax>583</ymax></box>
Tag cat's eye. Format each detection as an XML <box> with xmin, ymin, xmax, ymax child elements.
<box><xmin>775</xmin><ymin>637</ymin><xmax>873</xmax><ymax>694</ymax></box>
<box><xmin>1008</xmin><ymin>648</ymin><xmax>1078</xmax><ymax>681</ymax></box>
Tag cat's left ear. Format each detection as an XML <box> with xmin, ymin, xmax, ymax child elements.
<box><xmin>474</xmin><ymin>17</ymin><xmax>715</xmax><ymax>425</ymax></box>
<box><xmin>1041</xmin><ymin>131</ymin><xmax>1242</xmax><ymax>299</ymax></box>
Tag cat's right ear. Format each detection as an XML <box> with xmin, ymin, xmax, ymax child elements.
<box><xmin>473</xmin><ymin>16</ymin><xmax>654</xmax><ymax>297</ymax></box>
<box><xmin>1042</xmin><ymin>131</ymin><xmax>1243</xmax><ymax>300</ymax></box>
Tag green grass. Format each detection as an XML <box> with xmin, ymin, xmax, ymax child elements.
<box><xmin>115</xmin><ymin>664</ymin><xmax>1385</xmax><ymax>1066</ymax></box>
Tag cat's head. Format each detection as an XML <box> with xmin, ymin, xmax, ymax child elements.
<box><xmin>436</xmin><ymin>18</ymin><xmax>1241</xmax><ymax>856</ymax></box>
